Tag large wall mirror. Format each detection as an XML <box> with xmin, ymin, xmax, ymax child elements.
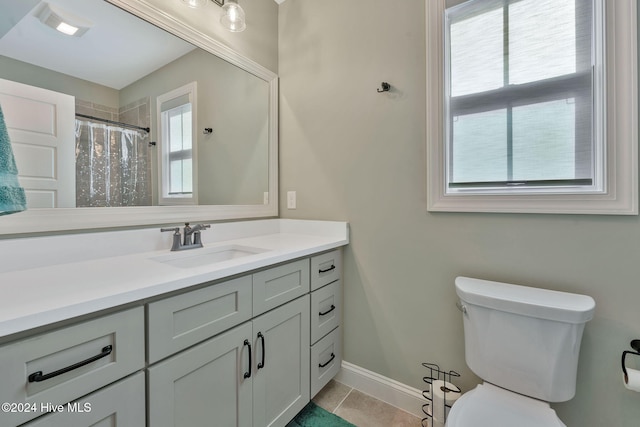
<box><xmin>0</xmin><ymin>0</ymin><xmax>278</xmax><ymax>235</ymax></box>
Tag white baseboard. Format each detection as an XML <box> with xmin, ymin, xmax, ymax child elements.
<box><xmin>335</xmin><ymin>361</ymin><xmax>425</xmax><ymax>419</ymax></box>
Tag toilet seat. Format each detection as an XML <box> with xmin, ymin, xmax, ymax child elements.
<box><xmin>445</xmin><ymin>383</ymin><xmax>566</xmax><ymax>427</ymax></box>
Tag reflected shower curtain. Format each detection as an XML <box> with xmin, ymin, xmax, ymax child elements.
<box><xmin>75</xmin><ymin>120</ymin><xmax>152</xmax><ymax>207</ymax></box>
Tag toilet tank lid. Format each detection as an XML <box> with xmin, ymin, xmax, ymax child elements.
<box><xmin>455</xmin><ymin>277</ymin><xmax>595</xmax><ymax>324</ymax></box>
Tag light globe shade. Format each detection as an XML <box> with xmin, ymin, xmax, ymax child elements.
<box><xmin>220</xmin><ymin>0</ymin><xmax>246</xmax><ymax>32</ymax></box>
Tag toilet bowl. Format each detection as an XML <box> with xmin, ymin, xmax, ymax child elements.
<box><xmin>446</xmin><ymin>383</ymin><xmax>565</xmax><ymax>427</ymax></box>
<box><xmin>446</xmin><ymin>277</ymin><xmax>595</xmax><ymax>427</ymax></box>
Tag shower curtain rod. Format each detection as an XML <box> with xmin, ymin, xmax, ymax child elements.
<box><xmin>76</xmin><ymin>113</ymin><xmax>150</xmax><ymax>133</ymax></box>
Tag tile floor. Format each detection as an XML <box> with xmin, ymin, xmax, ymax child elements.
<box><xmin>312</xmin><ymin>380</ymin><xmax>423</xmax><ymax>427</ymax></box>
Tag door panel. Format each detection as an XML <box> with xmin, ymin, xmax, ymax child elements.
<box><xmin>0</xmin><ymin>78</ymin><xmax>75</xmax><ymax>208</ymax></box>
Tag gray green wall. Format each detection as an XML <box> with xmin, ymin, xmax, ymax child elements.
<box><xmin>121</xmin><ymin>48</ymin><xmax>269</xmax><ymax>206</ymax></box>
<box><xmin>0</xmin><ymin>56</ymin><xmax>119</xmax><ymax>108</ymax></box>
<box><xmin>278</xmin><ymin>1</ymin><xmax>640</xmax><ymax>426</ymax></box>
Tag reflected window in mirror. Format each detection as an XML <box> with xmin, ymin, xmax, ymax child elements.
<box><xmin>158</xmin><ymin>82</ymin><xmax>198</xmax><ymax>205</ymax></box>
<box><xmin>166</xmin><ymin>105</ymin><xmax>193</xmax><ymax>196</ymax></box>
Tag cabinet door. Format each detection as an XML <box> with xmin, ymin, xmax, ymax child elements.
<box><xmin>22</xmin><ymin>372</ymin><xmax>145</xmax><ymax>427</ymax></box>
<box><xmin>148</xmin><ymin>322</ymin><xmax>253</xmax><ymax>427</ymax></box>
<box><xmin>252</xmin><ymin>295</ymin><xmax>310</xmax><ymax>427</ymax></box>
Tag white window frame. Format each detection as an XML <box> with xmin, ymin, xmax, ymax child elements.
<box><xmin>426</xmin><ymin>0</ymin><xmax>638</xmax><ymax>215</ymax></box>
<box><xmin>157</xmin><ymin>82</ymin><xmax>198</xmax><ymax>206</ymax></box>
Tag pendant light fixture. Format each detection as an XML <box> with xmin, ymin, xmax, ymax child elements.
<box><xmin>179</xmin><ymin>0</ymin><xmax>246</xmax><ymax>33</ymax></box>
<box><xmin>220</xmin><ymin>0</ymin><xmax>246</xmax><ymax>33</ymax></box>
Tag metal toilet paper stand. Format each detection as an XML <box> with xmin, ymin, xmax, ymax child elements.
<box><xmin>421</xmin><ymin>362</ymin><xmax>461</xmax><ymax>427</ymax></box>
<box><xmin>621</xmin><ymin>339</ymin><xmax>640</xmax><ymax>383</ymax></box>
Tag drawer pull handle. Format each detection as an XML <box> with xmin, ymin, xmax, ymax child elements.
<box><xmin>28</xmin><ymin>345</ymin><xmax>113</xmax><ymax>383</ymax></box>
<box><xmin>319</xmin><ymin>353</ymin><xmax>335</xmax><ymax>368</ymax></box>
<box><xmin>319</xmin><ymin>265</ymin><xmax>336</xmax><ymax>274</ymax></box>
<box><xmin>319</xmin><ymin>305</ymin><xmax>336</xmax><ymax>316</ymax></box>
<box><xmin>257</xmin><ymin>332</ymin><xmax>266</xmax><ymax>370</ymax></box>
<box><xmin>243</xmin><ymin>340</ymin><xmax>252</xmax><ymax>379</ymax></box>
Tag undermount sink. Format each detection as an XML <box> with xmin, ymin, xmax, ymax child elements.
<box><xmin>151</xmin><ymin>244</ymin><xmax>269</xmax><ymax>268</ymax></box>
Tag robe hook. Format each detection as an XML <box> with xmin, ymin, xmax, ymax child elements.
<box><xmin>377</xmin><ymin>82</ymin><xmax>391</xmax><ymax>93</ymax></box>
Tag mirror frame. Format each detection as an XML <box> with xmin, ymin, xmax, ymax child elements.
<box><xmin>0</xmin><ymin>0</ymin><xmax>278</xmax><ymax>235</ymax></box>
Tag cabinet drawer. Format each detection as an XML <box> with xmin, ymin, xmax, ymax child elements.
<box><xmin>23</xmin><ymin>372</ymin><xmax>145</xmax><ymax>427</ymax></box>
<box><xmin>310</xmin><ymin>249</ymin><xmax>341</xmax><ymax>291</ymax></box>
<box><xmin>0</xmin><ymin>307</ymin><xmax>144</xmax><ymax>426</ymax></box>
<box><xmin>310</xmin><ymin>326</ymin><xmax>342</xmax><ymax>398</ymax></box>
<box><xmin>310</xmin><ymin>279</ymin><xmax>342</xmax><ymax>345</ymax></box>
<box><xmin>253</xmin><ymin>259</ymin><xmax>309</xmax><ymax>315</ymax></box>
<box><xmin>147</xmin><ymin>276</ymin><xmax>252</xmax><ymax>363</ymax></box>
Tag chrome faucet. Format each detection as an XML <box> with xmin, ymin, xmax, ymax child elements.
<box><xmin>161</xmin><ymin>223</ymin><xmax>211</xmax><ymax>251</ymax></box>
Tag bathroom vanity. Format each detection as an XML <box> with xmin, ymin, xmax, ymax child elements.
<box><xmin>0</xmin><ymin>0</ymin><xmax>345</xmax><ymax>424</ymax></box>
<box><xmin>0</xmin><ymin>219</ymin><xmax>348</xmax><ymax>427</ymax></box>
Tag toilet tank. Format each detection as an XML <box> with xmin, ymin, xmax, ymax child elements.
<box><xmin>455</xmin><ymin>277</ymin><xmax>595</xmax><ymax>402</ymax></box>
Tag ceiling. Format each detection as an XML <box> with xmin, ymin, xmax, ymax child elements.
<box><xmin>0</xmin><ymin>0</ymin><xmax>195</xmax><ymax>90</ymax></box>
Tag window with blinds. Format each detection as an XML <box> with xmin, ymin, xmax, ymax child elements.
<box><xmin>444</xmin><ymin>0</ymin><xmax>603</xmax><ymax>193</ymax></box>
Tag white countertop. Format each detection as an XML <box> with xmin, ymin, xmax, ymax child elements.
<box><xmin>0</xmin><ymin>219</ymin><xmax>349</xmax><ymax>339</ymax></box>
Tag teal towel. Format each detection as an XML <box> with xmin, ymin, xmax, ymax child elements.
<box><xmin>0</xmin><ymin>103</ymin><xmax>27</xmax><ymax>215</ymax></box>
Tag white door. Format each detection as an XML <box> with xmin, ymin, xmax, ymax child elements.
<box><xmin>0</xmin><ymin>78</ymin><xmax>75</xmax><ymax>208</ymax></box>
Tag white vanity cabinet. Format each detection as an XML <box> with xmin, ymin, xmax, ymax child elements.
<box><xmin>147</xmin><ymin>257</ymin><xmax>315</xmax><ymax>427</ymax></box>
<box><xmin>147</xmin><ymin>296</ymin><xmax>310</xmax><ymax>427</ymax></box>
<box><xmin>0</xmin><ymin>246</ymin><xmax>343</xmax><ymax>427</ymax></box>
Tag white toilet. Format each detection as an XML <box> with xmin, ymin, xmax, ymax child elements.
<box><xmin>446</xmin><ymin>277</ymin><xmax>595</xmax><ymax>427</ymax></box>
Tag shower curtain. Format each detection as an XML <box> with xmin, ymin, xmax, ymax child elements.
<box><xmin>75</xmin><ymin>120</ymin><xmax>152</xmax><ymax>207</ymax></box>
